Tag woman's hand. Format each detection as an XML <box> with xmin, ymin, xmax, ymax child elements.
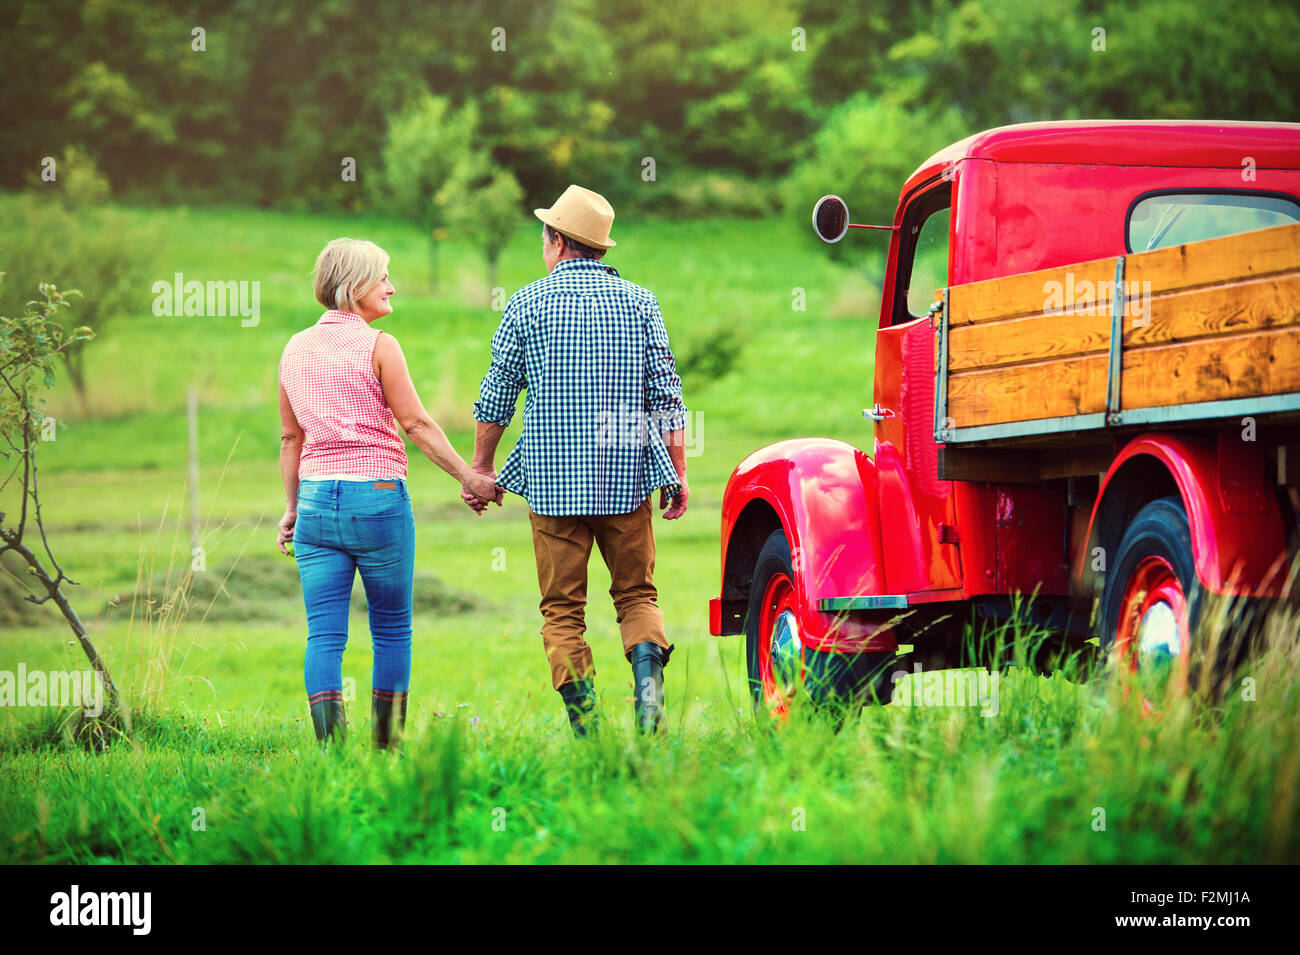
<box><xmin>277</xmin><ymin>508</ymin><xmax>297</xmax><ymax>555</ymax></box>
<box><xmin>463</xmin><ymin>470</ymin><xmax>503</xmax><ymax>512</ymax></box>
<box><xmin>461</xmin><ymin>485</ymin><xmax>488</xmax><ymax>514</ymax></box>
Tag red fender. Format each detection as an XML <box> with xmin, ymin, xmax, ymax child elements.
<box><xmin>710</xmin><ymin>438</ymin><xmax>897</xmax><ymax>653</ymax></box>
<box><xmin>1081</xmin><ymin>433</ymin><xmax>1290</xmax><ymax>598</ymax></box>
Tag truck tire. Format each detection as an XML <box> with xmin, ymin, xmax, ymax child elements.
<box><xmin>1099</xmin><ymin>496</ymin><xmax>1200</xmax><ymax>688</ymax></box>
<box><xmin>745</xmin><ymin>529</ymin><xmax>893</xmax><ymax>720</ymax></box>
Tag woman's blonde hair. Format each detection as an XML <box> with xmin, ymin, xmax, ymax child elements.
<box><xmin>313</xmin><ymin>238</ymin><xmax>389</xmax><ymax>314</ymax></box>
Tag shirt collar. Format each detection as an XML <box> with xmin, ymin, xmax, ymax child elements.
<box><xmin>551</xmin><ymin>258</ymin><xmax>613</xmax><ymax>275</ymax></box>
<box><xmin>319</xmin><ymin>309</ymin><xmax>369</xmax><ymax>325</ymax></box>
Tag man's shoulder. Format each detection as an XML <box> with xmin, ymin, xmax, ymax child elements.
<box><xmin>509</xmin><ymin>266</ymin><xmax>658</xmax><ymax>309</ymax></box>
<box><xmin>510</xmin><ymin>274</ymin><xmax>552</xmax><ymax>301</ymax></box>
<box><xmin>505</xmin><ymin>275</ymin><xmax>553</xmax><ymax>314</ymax></box>
<box><xmin>608</xmin><ymin>273</ymin><xmax>657</xmax><ymax>305</ymax></box>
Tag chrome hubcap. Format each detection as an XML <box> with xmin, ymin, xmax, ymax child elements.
<box><xmin>1136</xmin><ymin>602</ymin><xmax>1182</xmax><ymax>670</ymax></box>
<box><xmin>771</xmin><ymin>609</ymin><xmax>802</xmax><ymax>690</ymax></box>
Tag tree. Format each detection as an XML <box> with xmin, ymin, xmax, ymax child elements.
<box><xmin>782</xmin><ymin>94</ymin><xmax>968</xmax><ymax>256</ymax></box>
<box><xmin>436</xmin><ymin>156</ymin><xmax>525</xmax><ymax>298</ymax></box>
<box><xmin>375</xmin><ymin>94</ymin><xmax>480</xmax><ymax>288</ymax></box>
<box><xmin>1</xmin><ymin>151</ymin><xmax>152</xmax><ymax>413</ymax></box>
<box><xmin>0</xmin><ymin>279</ymin><xmax>126</xmax><ymax>744</ymax></box>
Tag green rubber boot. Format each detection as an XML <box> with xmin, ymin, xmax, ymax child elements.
<box><xmin>558</xmin><ymin>678</ymin><xmax>599</xmax><ymax>738</ymax></box>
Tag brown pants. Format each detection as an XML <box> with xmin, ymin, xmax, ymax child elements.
<box><xmin>528</xmin><ymin>497</ymin><xmax>672</xmax><ymax>690</ymax></box>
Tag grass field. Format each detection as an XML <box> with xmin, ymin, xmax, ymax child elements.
<box><xmin>2</xmin><ymin>196</ymin><xmax>1298</xmax><ymax>864</ymax></box>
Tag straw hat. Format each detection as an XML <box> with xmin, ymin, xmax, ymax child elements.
<box><xmin>534</xmin><ymin>184</ymin><xmax>617</xmax><ymax>249</ymax></box>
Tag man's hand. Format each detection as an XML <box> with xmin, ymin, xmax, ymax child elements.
<box><xmin>659</xmin><ymin>479</ymin><xmax>689</xmax><ymax>520</ymax></box>
<box><xmin>472</xmin><ymin>462</ymin><xmax>504</xmax><ymax>505</ymax></box>
<box><xmin>461</xmin><ymin>464</ymin><xmax>503</xmax><ymax>515</ymax></box>
<box><xmin>277</xmin><ymin>508</ymin><xmax>297</xmax><ymax>555</ymax></box>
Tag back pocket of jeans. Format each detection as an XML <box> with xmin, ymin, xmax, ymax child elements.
<box><xmin>343</xmin><ymin>509</ymin><xmax>408</xmax><ymax>552</ymax></box>
<box><xmin>293</xmin><ymin>513</ymin><xmax>321</xmax><ymax>547</ymax></box>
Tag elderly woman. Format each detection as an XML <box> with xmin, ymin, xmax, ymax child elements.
<box><xmin>277</xmin><ymin>238</ymin><xmax>498</xmax><ymax>748</ymax></box>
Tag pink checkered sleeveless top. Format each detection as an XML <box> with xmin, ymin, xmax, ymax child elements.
<box><xmin>279</xmin><ymin>310</ymin><xmax>407</xmax><ymax>478</ymax></box>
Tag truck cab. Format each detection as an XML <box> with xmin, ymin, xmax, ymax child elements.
<box><xmin>709</xmin><ymin>120</ymin><xmax>1300</xmax><ymax>715</ymax></box>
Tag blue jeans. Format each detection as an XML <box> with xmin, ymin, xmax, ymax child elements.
<box><xmin>294</xmin><ymin>479</ymin><xmax>415</xmax><ymax>702</ymax></box>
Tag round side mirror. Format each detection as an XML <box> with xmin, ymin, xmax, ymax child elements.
<box><xmin>812</xmin><ymin>195</ymin><xmax>850</xmax><ymax>244</ymax></box>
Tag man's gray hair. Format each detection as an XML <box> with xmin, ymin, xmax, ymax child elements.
<box><xmin>544</xmin><ymin>224</ymin><xmax>606</xmax><ymax>260</ymax></box>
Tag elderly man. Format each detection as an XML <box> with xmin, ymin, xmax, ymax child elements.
<box><xmin>468</xmin><ymin>184</ymin><xmax>689</xmax><ymax>736</ymax></box>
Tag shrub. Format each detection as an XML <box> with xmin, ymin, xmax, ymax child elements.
<box><xmin>0</xmin><ymin>191</ymin><xmax>154</xmax><ymax>412</ymax></box>
<box><xmin>782</xmin><ymin>95</ymin><xmax>968</xmax><ymax>257</ymax></box>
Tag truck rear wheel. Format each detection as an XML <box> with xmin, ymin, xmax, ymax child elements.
<box><xmin>745</xmin><ymin>529</ymin><xmax>893</xmax><ymax>720</ymax></box>
<box><xmin>1099</xmin><ymin>496</ymin><xmax>1199</xmax><ymax>692</ymax></box>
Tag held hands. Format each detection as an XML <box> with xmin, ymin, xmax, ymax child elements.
<box><xmin>659</xmin><ymin>478</ymin><xmax>689</xmax><ymax>520</ymax></box>
<box><xmin>461</xmin><ymin>465</ymin><xmax>504</xmax><ymax>515</ymax></box>
<box><xmin>277</xmin><ymin>508</ymin><xmax>296</xmax><ymax>555</ymax></box>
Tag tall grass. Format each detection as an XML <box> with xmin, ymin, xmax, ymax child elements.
<box><xmin>3</xmin><ymin>592</ymin><xmax>1296</xmax><ymax>864</ymax></box>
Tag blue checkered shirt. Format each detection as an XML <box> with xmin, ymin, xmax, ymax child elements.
<box><xmin>473</xmin><ymin>258</ymin><xmax>688</xmax><ymax>516</ymax></box>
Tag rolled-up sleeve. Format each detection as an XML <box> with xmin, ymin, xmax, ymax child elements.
<box><xmin>473</xmin><ymin>298</ymin><xmax>527</xmax><ymax>426</ymax></box>
<box><xmin>643</xmin><ymin>296</ymin><xmax>687</xmax><ymax>433</ymax></box>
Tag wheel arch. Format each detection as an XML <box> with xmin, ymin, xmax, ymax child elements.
<box><xmin>721</xmin><ymin>498</ymin><xmax>783</xmax><ymax>606</ymax></box>
<box><xmin>1081</xmin><ymin>433</ymin><xmax>1289</xmax><ymax>598</ymax></box>
<box><xmin>1083</xmin><ymin>454</ymin><xmax>1180</xmax><ymax>596</ymax></box>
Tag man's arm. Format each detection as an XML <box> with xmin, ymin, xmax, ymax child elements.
<box><xmin>473</xmin><ymin>299</ymin><xmax>527</xmax><ymax>433</ymax></box>
<box><xmin>660</xmin><ymin>428</ymin><xmax>688</xmax><ymax>520</ymax></box>
<box><xmin>644</xmin><ymin>296</ymin><xmax>689</xmax><ymax>519</ymax></box>
<box><xmin>473</xmin><ymin>420</ymin><xmax>507</xmax><ymax>473</ymax></box>
<box><xmin>643</xmin><ymin>296</ymin><xmax>688</xmax><ymax>433</ymax></box>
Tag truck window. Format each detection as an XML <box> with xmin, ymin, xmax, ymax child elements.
<box><xmin>905</xmin><ymin>206</ymin><xmax>951</xmax><ymax>319</ymax></box>
<box><xmin>1127</xmin><ymin>191</ymin><xmax>1300</xmax><ymax>252</ymax></box>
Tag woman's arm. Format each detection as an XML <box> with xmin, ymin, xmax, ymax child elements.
<box><xmin>373</xmin><ymin>334</ymin><xmax>499</xmax><ymax>503</ymax></box>
<box><xmin>278</xmin><ymin>379</ymin><xmax>305</xmax><ymax>555</ymax></box>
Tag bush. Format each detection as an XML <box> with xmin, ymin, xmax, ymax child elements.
<box><xmin>23</xmin><ymin>146</ymin><xmax>111</xmax><ymax>207</ymax></box>
<box><xmin>677</xmin><ymin>322</ymin><xmax>745</xmax><ymax>386</ymax></box>
<box><xmin>781</xmin><ymin>95</ymin><xmax>968</xmax><ymax>256</ymax></box>
<box><xmin>636</xmin><ymin>170</ymin><xmax>781</xmax><ymax>219</ymax></box>
<box><xmin>0</xmin><ymin>193</ymin><xmax>155</xmax><ymax>411</ymax></box>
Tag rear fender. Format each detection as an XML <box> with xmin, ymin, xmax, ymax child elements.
<box><xmin>1080</xmin><ymin>432</ymin><xmax>1290</xmax><ymax>598</ymax></box>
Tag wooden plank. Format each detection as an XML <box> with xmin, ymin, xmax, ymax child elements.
<box><xmin>1039</xmin><ymin>445</ymin><xmax>1116</xmax><ymax>480</ymax></box>
<box><xmin>947</xmin><ymin>355</ymin><xmax>1107</xmax><ymax>428</ymax></box>
<box><xmin>1125</xmin><ymin>271</ymin><xmax>1300</xmax><ymax>347</ymax></box>
<box><xmin>937</xmin><ymin>448</ymin><xmax>1041</xmax><ymax>482</ymax></box>
<box><xmin>1128</xmin><ymin>221</ymin><xmax>1300</xmax><ymax>295</ymax></box>
<box><xmin>946</xmin><ymin>269</ymin><xmax>1300</xmax><ymax>372</ymax></box>
<box><xmin>948</xmin><ymin>257</ymin><xmax>1118</xmax><ymax>327</ymax></box>
<box><xmin>948</xmin><ymin>310</ymin><xmax>1110</xmax><ymax>371</ymax></box>
<box><xmin>938</xmin><ymin>445</ymin><xmax>1113</xmax><ymax>482</ymax></box>
<box><xmin>945</xmin><ymin>221</ymin><xmax>1300</xmax><ymax>330</ymax></box>
<box><xmin>1122</xmin><ymin>325</ymin><xmax>1300</xmax><ymax>410</ymax></box>
<box><xmin>947</xmin><ymin>325</ymin><xmax>1300</xmax><ymax>427</ymax></box>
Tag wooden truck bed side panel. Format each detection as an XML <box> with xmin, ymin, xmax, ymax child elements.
<box><xmin>940</xmin><ymin>221</ymin><xmax>1300</xmax><ymax>434</ymax></box>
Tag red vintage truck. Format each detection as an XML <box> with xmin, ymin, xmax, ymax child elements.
<box><xmin>708</xmin><ymin>120</ymin><xmax>1300</xmax><ymax>714</ymax></box>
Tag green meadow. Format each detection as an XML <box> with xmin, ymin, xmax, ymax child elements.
<box><xmin>1</xmin><ymin>197</ymin><xmax>1297</xmax><ymax>864</ymax></box>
